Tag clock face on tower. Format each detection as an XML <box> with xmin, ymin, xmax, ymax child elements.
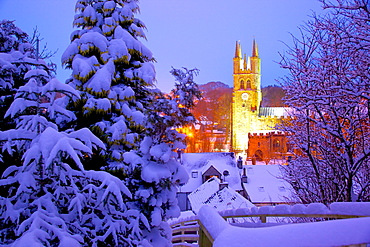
<box><xmin>241</xmin><ymin>93</ymin><xmax>249</xmax><ymax>100</ymax></box>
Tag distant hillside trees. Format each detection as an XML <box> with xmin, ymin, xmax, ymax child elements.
<box><xmin>194</xmin><ymin>81</ymin><xmax>232</xmax><ymax>130</ymax></box>
<box><xmin>279</xmin><ymin>0</ymin><xmax>370</xmax><ymax>203</ymax></box>
<box><xmin>190</xmin><ymin>81</ymin><xmax>232</xmax><ymax>152</ymax></box>
<box><xmin>261</xmin><ymin>85</ymin><xmax>286</xmax><ymax>107</ymax></box>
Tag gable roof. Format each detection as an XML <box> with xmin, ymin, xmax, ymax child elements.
<box><xmin>242</xmin><ymin>165</ymin><xmax>296</xmax><ymax>204</ymax></box>
<box><xmin>202</xmin><ymin>164</ymin><xmax>222</xmax><ymax>176</ymax></box>
<box><xmin>188</xmin><ymin>177</ymin><xmax>254</xmax><ymax>214</ymax></box>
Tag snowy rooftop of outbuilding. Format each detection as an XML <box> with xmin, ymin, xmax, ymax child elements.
<box><xmin>188</xmin><ymin>177</ymin><xmax>254</xmax><ymax>214</ymax></box>
<box><xmin>259</xmin><ymin>107</ymin><xmax>291</xmax><ymax>117</ymax></box>
<box><xmin>179</xmin><ymin>152</ymin><xmax>242</xmax><ymax>193</ymax></box>
<box><xmin>242</xmin><ymin>165</ymin><xmax>296</xmax><ymax>204</ymax></box>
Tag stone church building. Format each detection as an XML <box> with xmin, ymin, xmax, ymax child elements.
<box><xmin>231</xmin><ymin>40</ymin><xmax>291</xmax><ymax>162</ymax></box>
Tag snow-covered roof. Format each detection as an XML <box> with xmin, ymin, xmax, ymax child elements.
<box><xmin>180</xmin><ymin>152</ymin><xmax>242</xmax><ymax>193</ymax></box>
<box><xmin>259</xmin><ymin>107</ymin><xmax>291</xmax><ymax>117</ymax></box>
<box><xmin>188</xmin><ymin>177</ymin><xmax>254</xmax><ymax>214</ymax></box>
<box><xmin>242</xmin><ymin>165</ymin><xmax>295</xmax><ymax>204</ymax></box>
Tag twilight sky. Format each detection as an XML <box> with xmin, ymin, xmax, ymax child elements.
<box><xmin>0</xmin><ymin>0</ymin><xmax>325</xmax><ymax>92</ymax></box>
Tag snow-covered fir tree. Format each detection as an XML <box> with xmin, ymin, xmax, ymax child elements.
<box><xmin>61</xmin><ymin>1</ymin><xmax>194</xmax><ymax>245</ymax></box>
<box><xmin>0</xmin><ymin>20</ymin><xmax>51</xmax><ymax>131</ymax></box>
<box><xmin>0</xmin><ymin>64</ymin><xmax>151</xmax><ymax>246</ymax></box>
<box><xmin>0</xmin><ymin>20</ymin><xmax>54</xmax><ymax>175</ymax></box>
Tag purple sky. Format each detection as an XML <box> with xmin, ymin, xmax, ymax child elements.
<box><xmin>0</xmin><ymin>0</ymin><xmax>325</xmax><ymax>92</ymax></box>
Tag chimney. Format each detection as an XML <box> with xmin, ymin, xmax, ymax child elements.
<box><xmin>241</xmin><ymin>168</ymin><xmax>248</xmax><ymax>183</ymax></box>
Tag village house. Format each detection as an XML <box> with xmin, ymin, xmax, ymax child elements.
<box><xmin>177</xmin><ymin>152</ymin><xmax>296</xmax><ymax>212</ymax></box>
<box><xmin>177</xmin><ymin>152</ymin><xmax>243</xmax><ymax>211</ymax></box>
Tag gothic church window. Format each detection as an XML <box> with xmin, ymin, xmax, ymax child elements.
<box><xmin>246</xmin><ymin>80</ymin><xmax>251</xmax><ymax>89</ymax></box>
<box><xmin>273</xmin><ymin>139</ymin><xmax>281</xmax><ymax>152</ymax></box>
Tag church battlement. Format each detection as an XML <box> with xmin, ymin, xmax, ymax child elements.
<box><xmin>248</xmin><ymin>131</ymin><xmax>285</xmax><ymax>138</ymax></box>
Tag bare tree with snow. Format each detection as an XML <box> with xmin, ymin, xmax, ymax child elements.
<box><xmin>279</xmin><ymin>0</ymin><xmax>370</xmax><ymax>204</ymax></box>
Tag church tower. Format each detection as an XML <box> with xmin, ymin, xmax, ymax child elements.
<box><xmin>231</xmin><ymin>40</ymin><xmax>262</xmax><ymax>154</ymax></box>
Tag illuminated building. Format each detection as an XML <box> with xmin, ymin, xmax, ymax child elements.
<box><xmin>231</xmin><ymin>40</ymin><xmax>291</xmax><ymax>161</ymax></box>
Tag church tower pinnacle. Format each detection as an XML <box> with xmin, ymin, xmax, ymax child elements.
<box><xmin>233</xmin><ymin>41</ymin><xmax>243</xmax><ymax>73</ymax></box>
<box><xmin>250</xmin><ymin>39</ymin><xmax>261</xmax><ymax>74</ymax></box>
<box><xmin>235</xmin><ymin>40</ymin><xmax>242</xmax><ymax>58</ymax></box>
<box><xmin>252</xmin><ymin>39</ymin><xmax>259</xmax><ymax>57</ymax></box>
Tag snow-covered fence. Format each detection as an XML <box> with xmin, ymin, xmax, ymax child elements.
<box><xmin>219</xmin><ymin>202</ymin><xmax>370</xmax><ymax>223</ymax></box>
<box><xmin>171</xmin><ymin>202</ymin><xmax>370</xmax><ymax>247</ymax></box>
<box><xmin>171</xmin><ymin>218</ymin><xmax>199</xmax><ymax>247</ymax></box>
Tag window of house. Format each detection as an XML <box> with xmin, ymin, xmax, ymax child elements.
<box><xmin>258</xmin><ymin>186</ymin><xmax>265</xmax><ymax>192</ymax></box>
<box><xmin>204</xmin><ymin>175</ymin><xmax>219</xmax><ymax>181</ymax></box>
<box><xmin>191</xmin><ymin>171</ymin><xmax>198</xmax><ymax>178</ymax></box>
<box><xmin>278</xmin><ymin>186</ymin><xmax>286</xmax><ymax>192</ymax></box>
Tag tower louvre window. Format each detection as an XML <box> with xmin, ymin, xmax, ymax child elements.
<box><xmin>240</xmin><ymin>80</ymin><xmax>245</xmax><ymax>90</ymax></box>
